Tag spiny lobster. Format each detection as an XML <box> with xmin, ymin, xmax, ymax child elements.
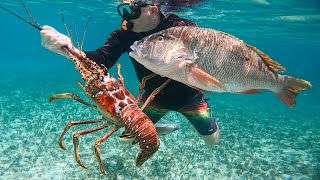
<box><xmin>0</xmin><ymin>0</ymin><xmax>171</xmax><ymax>175</ymax></box>
<box><xmin>51</xmin><ymin>52</ymin><xmax>160</xmax><ymax>175</ymax></box>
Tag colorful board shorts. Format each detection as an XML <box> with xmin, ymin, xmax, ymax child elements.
<box><xmin>139</xmin><ymin>93</ymin><xmax>218</xmax><ymax>135</ymax></box>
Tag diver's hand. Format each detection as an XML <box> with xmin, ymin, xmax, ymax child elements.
<box><xmin>40</xmin><ymin>25</ymin><xmax>82</xmax><ymax>58</ymax></box>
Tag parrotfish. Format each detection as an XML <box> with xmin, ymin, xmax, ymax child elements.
<box><xmin>129</xmin><ymin>26</ymin><xmax>312</xmax><ymax>106</ymax></box>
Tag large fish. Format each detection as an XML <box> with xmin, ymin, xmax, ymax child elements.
<box><xmin>129</xmin><ymin>26</ymin><xmax>312</xmax><ymax>106</ymax></box>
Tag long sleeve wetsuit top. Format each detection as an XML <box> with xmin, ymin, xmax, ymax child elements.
<box><xmin>85</xmin><ymin>14</ymin><xmax>201</xmax><ymax>108</ymax></box>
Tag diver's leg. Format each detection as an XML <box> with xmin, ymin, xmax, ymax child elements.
<box><xmin>179</xmin><ymin>94</ymin><xmax>219</xmax><ymax>145</ymax></box>
<box><xmin>138</xmin><ymin>95</ymin><xmax>168</xmax><ymax>124</ymax></box>
<box><xmin>200</xmin><ymin>124</ymin><xmax>220</xmax><ymax>145</ymax></box>
<box><xmin>139</xmin><ymin>95</ymin><xmax>179</xmax><ymax>135</ymax></box>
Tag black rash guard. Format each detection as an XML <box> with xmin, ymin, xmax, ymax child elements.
<box><xmin>85</xmin><ymin>14</ymin><xmax>201</xmax><ymax>109</ymax></box>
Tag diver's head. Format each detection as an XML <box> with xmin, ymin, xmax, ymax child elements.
<box><xmin>117</xmin><ymin>1</ymin><xmax>164</xmax><ymax>32</ymax></box>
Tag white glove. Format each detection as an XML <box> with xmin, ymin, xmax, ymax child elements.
<box><xmin>40</xmin><ymin>25</ymin><xmax>83</xmax><ymax>58</ymax></box>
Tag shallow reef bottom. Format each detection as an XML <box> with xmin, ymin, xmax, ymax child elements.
<box><xmin>0</xmin><ymin>73</ymin><xmax>319</xmax><ymax>179</ymax></box>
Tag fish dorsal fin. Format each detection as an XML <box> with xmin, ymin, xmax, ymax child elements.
<box><xmin>246</xmin><ymin>44</ymin><xmax>286</xmax><ymax>72</ymax></box>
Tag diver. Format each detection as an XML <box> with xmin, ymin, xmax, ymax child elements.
<box><xmin>40</xmin><ymin>0</ymin><xmax>220</xmax><ymax>145</ymax></box>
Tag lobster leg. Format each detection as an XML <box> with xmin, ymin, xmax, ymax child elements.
<box><xmin>49</xmin><ymin>93</ymin><xmax>97</xmax><ymax>108</ymax></box>
<box><xmin>94</xmin><ymin>127</ymin><xmax>120</xmax><ymax>175</ymax></box>
<box><xmin>136</xmin><ymin>73</ymin><xmax>158</xmax><ymax>102</ymax></box>
<box><xmin>140</xmin><ymin>79</ymin><xmax>171</xmax><ymax>111</ymax></box>
<box><xmin>73</xmin><ymin>122</ymin><xmax>112</xmax><ymax>169</ymax></box>
<box><xmin>58</xmin><ymin>118</ymin><xmax>105</xmax><ymax>150</ymax></box>
<box><xmin>117</xmin><ymin>64</ymin><xmax>124</xmax><ymax>86</ymax></box>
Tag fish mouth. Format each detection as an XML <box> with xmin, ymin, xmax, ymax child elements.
<box><xmin>129</xmin><ymin>41</ymin><xmax>143</xmax><ymax>60</ymax></box>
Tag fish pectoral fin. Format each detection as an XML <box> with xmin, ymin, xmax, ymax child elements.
<box><xmin>238</xmin><ymin>89</ymin><xmax>263</xmax><ymax>94</ymax></box>
<box><xmin>187</xmin><ymin>65</ymin><xmax>226</xmax><ymax>91</ymax></box>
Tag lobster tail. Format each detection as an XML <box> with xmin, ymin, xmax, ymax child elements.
<box><xmin>136</xmin><ymin>132</ymin><xmax>159</xmax><ymax>167</ymax></box>
<box><xmin>121</xmin><ymin>105</ymin><xmax>160</xmax><ymax>167</ymax></box>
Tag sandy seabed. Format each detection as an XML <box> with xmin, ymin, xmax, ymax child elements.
<box><xmin>0</xmin><ymin>74</ymin><xmax>319</xmax><ymax>179</ymax></box>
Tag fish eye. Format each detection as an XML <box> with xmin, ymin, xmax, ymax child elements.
<box><xmin>157</xmin><ymin>35</ymin><xmax>164</xmax><ymax>41</ymax></box>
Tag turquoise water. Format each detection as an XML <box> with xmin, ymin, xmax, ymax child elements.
<box><xmin>0</xmin><ymin>0</ymin><xmax>319</xmax><ymax>179</ymax></box>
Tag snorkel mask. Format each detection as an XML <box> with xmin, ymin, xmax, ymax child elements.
<box><xmin>117</xmin><ymin>2</ymin><xmax>150</xmax><ymax>21</ymax></box>
<box><xmin>118</xmin><ymin>2</ymin><xmax>148</xmax><ymax>30</ymax></box>
<box><xmin>117</xmin><ymin>1</ymin><xmax>165</xmax><ymax>31</ymax></box>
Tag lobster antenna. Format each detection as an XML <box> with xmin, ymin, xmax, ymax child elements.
<box><xmin>60</xmin><ymin>10</ymin><xmax>72</xmax><ymax>39</ymax></box>
<box><xmin>69</xmin><ymin>23</ymin><xmax>73</xmax><ymax>41</ymax></box>
<box><xmin>0</xmin><ymin>4</ymin><xmax>42</xmax><ymax>30</ymax></box>
<box><xmin>74</xmin><ymin>23</ymin><xmax>81</xmax><ymax>50</ymax></box>
<box><xmin>20</xmin><ymin>0</ymin><xmax>42</xmax><ymax>30</ymax></box>
<box><xmin>80</xmin><ymin>16</ymin><xmax>92</xmax><ymax>51</ymax></box>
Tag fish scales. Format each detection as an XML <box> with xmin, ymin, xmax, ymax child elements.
<box><xmin>174</xmin><ymin>27</ymin><xmax>278</xmax><ymax>91</ymax></box>
<box><xmin>129</xmin><ymin>26</ymin><xmax>312</xmax><ymax>106</ymax></box>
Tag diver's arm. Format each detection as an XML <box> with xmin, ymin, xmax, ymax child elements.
<box><xmin>85</xmin><ymin>29</ymin><xmax>126</xmax><ymax>69</ymax></box>
<box><xmin>40</xmin><ymin>25</ymin><xmax>124</xmax><ymax>68</ymax></box>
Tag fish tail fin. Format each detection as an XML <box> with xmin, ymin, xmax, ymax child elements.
<box><xmin>276</xmin><ymin>75</ymin><xmax>312</xmax><ymax>106</ymax></box>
